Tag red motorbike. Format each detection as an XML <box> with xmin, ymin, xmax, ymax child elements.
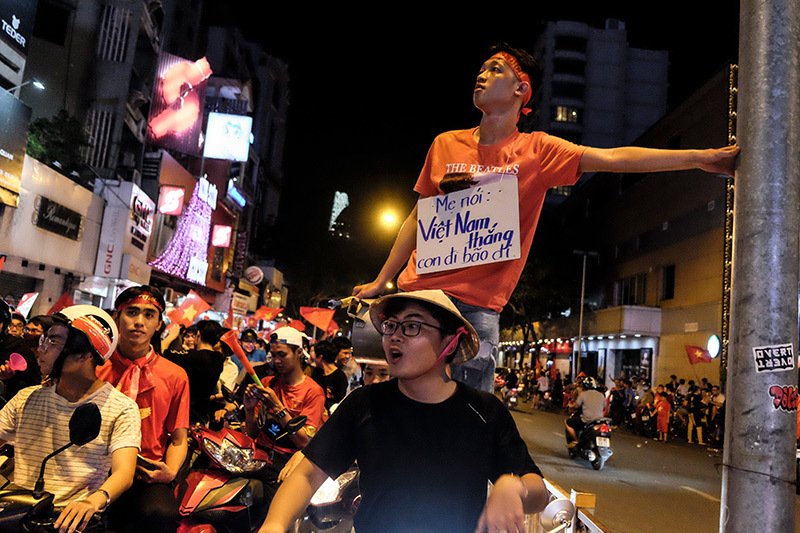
<box><xmin>175</xmin><ymin>414</ymin><xmax>306</xmax><ymax>533</ymax></box>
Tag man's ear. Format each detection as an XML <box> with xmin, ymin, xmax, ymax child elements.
<box><xmin>516</xmin><ymin>81</ymin><xmax>530</xmax><ymax>96</ymax></box>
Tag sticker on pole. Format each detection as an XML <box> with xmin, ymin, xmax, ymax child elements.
<box><xmin>415</xmin><ymin>173</ymin><xmax>520</xmax><ymax>274</ymax></box>
<box><xmin>752</xmin><ymin>343</ymin><xmax>794</xmax><ymax>373</ymax></box>
<box><xmin>768</xmin><ymin>384</ymin><xmax>798</xmax><ymax>412</ymax></box>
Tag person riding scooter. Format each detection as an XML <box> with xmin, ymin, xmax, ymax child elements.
<box><xmin>565</xmin><ymin>377</ymin><xmax>606</xmax><ymax>448</ymax></box>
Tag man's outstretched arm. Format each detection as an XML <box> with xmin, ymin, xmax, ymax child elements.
<box><xmin>579</xmin><ymin>145</ymin><xmax>739</xmax><ymax>177</ymax></box>
<box><xmin>352</xmin><ymin>203</ymin><xmax>419</xmax><ymax>299</ymax></box>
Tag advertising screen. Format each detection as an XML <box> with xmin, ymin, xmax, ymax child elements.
<box><xmin>203</xmin><ymin>112</ymin><xmax>252</xmax><ymax>162</ymax></box>
<box><xmin>0</xmin><ymin>89</ymin><xmax>31</xmax><ymax>207</ymax></box>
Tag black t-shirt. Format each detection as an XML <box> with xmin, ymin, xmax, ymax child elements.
<box><xmin>303</xmin><ymin>379</ymin><xmax>541</xmax><ymax>533</ymax></box>
<box><xmin>310</xmin><ymin>366</ymin><xmax>349</xmax><ymax>411</ymax></box>
<box><xmin>173</xmin><ymin>348</ymin><xmax>224</xmax><ymax>423</ymax></box>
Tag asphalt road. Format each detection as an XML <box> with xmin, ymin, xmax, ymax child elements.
<box><xmin>510</xmin><ymin>403</ymin><xmax>800</xmax><ymax>533</ymax></box>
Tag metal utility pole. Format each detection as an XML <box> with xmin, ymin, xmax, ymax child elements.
<box><xmin>572</xmin><ymin>250</ymin><xmax>598</xmax><ymax>378</ymax></box>
<box><xmin>721</xmin><ymin>2</ymin><xmax>800</xmax><ymax>531</ymax></box>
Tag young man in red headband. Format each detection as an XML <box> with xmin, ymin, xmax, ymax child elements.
<box><xmin>353</xmin><ymin>42</ymin><xmax>740</xmax><ymax>394</ymax></box>
<box><xmin>97</xmin><ymin>285</ymin><xmax>190</xmax><ymax>533</ymax></box>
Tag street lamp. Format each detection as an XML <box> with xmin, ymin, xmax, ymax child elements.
<box><xmin>573</xmin><ymin>249</ymin><xmax>598</xmax><ymax>378</ymax></box>
<box><xmin>6</xmin><ymin>78</ymin><xmax>45</xmax><ymax>93</ymax></box>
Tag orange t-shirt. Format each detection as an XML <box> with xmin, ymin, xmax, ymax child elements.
<box><xmin>398</xmin><ymin>128</ymin><xmax>585</xmax><ymax>311</ymax></box>
<box><xmin>97</xmin><ymin>349</ymin><xmax>190</xmax><ymax>462</ymax></box>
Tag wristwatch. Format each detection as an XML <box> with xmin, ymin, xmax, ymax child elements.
<box><xmin>273</xmin><ymin>408</ymin><xmax>287</xmax><ymax>419</ymax></box>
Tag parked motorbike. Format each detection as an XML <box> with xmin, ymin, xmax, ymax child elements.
<box><xmin>175</xmin><ymin>413</ymin><xmax>307</xmax><ymax>533</ymax></box>
<box><xmin>567</xmin><ymin>417</ymin><xmax>614</xmax><ymax>471</ymax></box>
<box><xmin>0</xmin><ymin>403</ymin><xmax>106</xmax><ymax>532</ymax></box>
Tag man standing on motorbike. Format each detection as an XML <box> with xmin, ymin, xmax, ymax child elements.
<box><xmin>97</xmin><ymin>285</ymin><xmax>190</xmax><ymax>533</ymax></box>
<box><xmin>0</xmin><ymin>305</ymin><xmax>141</xmax><ymax>533</ymax></box>
<box><xmin>565</xmin><ymin>377</ymin><xmax>606</xmax><ymax>447</ymax></box>
<box><xmin>243</xmin><ymin>326</ymin><xmax>326</xmax><ymax>499</ymax></box>
<box><xmin>258</xmin><ymin>290</ymin><xmax>548</xmax><ymax>533</ymax></box>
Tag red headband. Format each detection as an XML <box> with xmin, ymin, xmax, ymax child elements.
<box><xmin>119</xmin><ymin>294</ymin><xmax>164</xmax><ymax>313</ymax></box>
<box><xmin>492</xmin><ymin>52</ymin><xmax>532</xmax><ymax>116</ymax></box>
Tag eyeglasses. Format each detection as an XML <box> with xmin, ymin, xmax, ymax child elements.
<box><xmin>380</xmin><ymin>319</ymin><xmax>443</xmax><ymax>337</ymax></box>
<box><xmin>39</xmin><ymin>335</ymin><xmax>65</xmax><ymax>349</ymax></box>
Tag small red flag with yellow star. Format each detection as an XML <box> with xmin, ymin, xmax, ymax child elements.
<box><xmin>168</xmin><ymin>290</ymin><xmax>211</xmax><ymax>327</ymax></box>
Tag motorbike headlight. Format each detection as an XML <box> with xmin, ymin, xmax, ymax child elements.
<box><xmin>310</xmin><ymin>470</ymin><xmax>359</xmax><ymax>506</ymax></box>
<box><xmin>202</xmin><ymin>437</ymin><xmax>267</xmax><ymax>474</ymax></box>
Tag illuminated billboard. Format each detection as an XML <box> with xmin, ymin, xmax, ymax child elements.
<box><xmin>203</xmin><ymin>112</ymin><xmax>252</xmax><ymax>162</ymax></box>
<box><xmin>147</xmin><ymin>53</ymin><xmax>212</xmax><ymax>155</ymax></box>
<box><xmin>0</xmin><ymin>89</ymin><xmax>31</xmax><ymax>207</ymax></box>
<box><xmin>158</xmin><ymin>185</ymin><xmax>185</xmax><ymax>216</ymax></box>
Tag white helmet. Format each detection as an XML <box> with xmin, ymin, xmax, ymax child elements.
<box><xmin>54</xmin><ymin>305</ymin><xmax>118</xmax><ymax>361</ymax></box>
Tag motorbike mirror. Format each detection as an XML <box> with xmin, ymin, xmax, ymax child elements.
<box><xmin>539</xmin><ymin>498</ymin><xmax>576</xmax><ymax>533</ymax></box>
<box><xmin>69</xmin><ymin>403</ymin><xmax>101</xmax><ymax>445</ymax></box>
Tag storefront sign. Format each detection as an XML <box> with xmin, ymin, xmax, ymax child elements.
<box><xmin>120</xmin><ymin>254</ymin><xmax>151</xmax><ymax>285</ymax></box>
<box><xmin>158</xmin><ymin>185</ymin><xmax>185</xmax><ymax>215</ymax></box>
<box><xmin>187</xmin><ymin>256</ymin><xmax>208</xmax><ymax>285</ymax></box>
<box><xmin>94</xmin><ymin>182</ymin><xmax>155</xmax><ymax>279</ymax></box>
<box><xmin>33</xmin><ymin>196</ymin><xmax>83</xmax><ymax>240</ymax></box>
<box><xmin>416</xmin><ymin>174</ymin><xmax>520</xmax><ymax>274</ymax></box>
<box><xmin>0</xmin><ymin>0</ymin><xmax>37</xmax><ymax>54</ymax></box>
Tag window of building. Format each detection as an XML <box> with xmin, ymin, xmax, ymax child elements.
<box><xmin>552</xmin><ymin>82</ymin><xmax>585</xmax><ymax>100</ymax></box>
<box><xmin>555</xmin><ymin>35</ymin><xmax>586</xmax><ymax>53</ymax></box>
<box><xmin>616</xmin><ymin>273</ymin><xmax>647</xmax><ymax>306</ymax></box>
<box><xmin>661</xmin><ymin>264</ymin><xmax>675</xmax><ymax>301</ymax></box>
<box><xmin>554</xmin><ymin>106</ymin><xmax>580</xmax><ymax>123</ymax></box>
<box><xmin>554</xmin><ymin>57</ymin><xmax>586</xmax><ymax>76</ymax></box>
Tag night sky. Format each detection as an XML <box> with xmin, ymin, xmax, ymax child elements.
<box><xmin>203</xmin><ymin>3</ymin><xmax>740</xmax><ymax>300</ymax></box>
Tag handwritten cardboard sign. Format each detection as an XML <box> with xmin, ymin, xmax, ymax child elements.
<box><xmin>416</xmin><ymin>174</ymin><xmax>520</xmax><ymax>274</ymax></box>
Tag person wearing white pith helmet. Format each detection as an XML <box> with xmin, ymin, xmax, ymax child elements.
<box><xmin>259</xmin><ymin>289</ymin><xmax>548</xmax><ymax>533</ymax></box>
<box><xmin>0</xmin><ymin>304</ymin><xmax>141</xmax><ymax>533</ymax></box>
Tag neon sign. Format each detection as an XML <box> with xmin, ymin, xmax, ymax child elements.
<box><xmin>149</xmin><ymin>57</ymin><xmax>212</xmax><ymax>139</ymax></box>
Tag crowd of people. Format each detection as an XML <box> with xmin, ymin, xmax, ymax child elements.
<box><xmin>497</xmin><ymin>365</ymin><xmax>727</xmax><ymax>450</ymax></box>
<box><xmin>0</xmin><ymin>284</ymin><xmax>400</xmax><ymax>532</ymax></box>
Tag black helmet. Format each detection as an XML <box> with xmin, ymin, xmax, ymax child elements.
<box><xmin>0</xmin><ymin>300</ymin><xmax>11</xmax><ymax>326</ymax></box>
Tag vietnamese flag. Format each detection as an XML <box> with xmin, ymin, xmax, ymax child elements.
<box><xmin>48</xmin><ymin>292</ymin><xmax>75</xmax><ymax>315</ymax></box>
<box><xmin>168</xmin><ymin>290</ymin><xmax>211</xmax><ymax>327</ymax></box>
<box><xmin>685</xmin><ymin>345</ymin><xmax>714</xmax><ymax>365</ymax></box>
<box><xmin>288</xmin><ymin>319</ymin><xmax>306</xmax><ymax>332</ymax></box>
<box><xmin>254</xmin><ymin>306</ymin><xmax>283</xmax><ymax>322</ymax></box>
<box><xmin>300</xmin><ymin>307</ymin><xmax>335</xmax><ymax>331</ymax></box>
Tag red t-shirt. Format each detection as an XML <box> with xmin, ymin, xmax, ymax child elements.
<box><xmin>398</xmin><ymin>128</ymin><xmax>585</xmax><ymax>312</ymax></box>
<box><xmin>97</xmin><ymin>349</ymin><xmax>190</xmax><ymax>462</ymax></box>
<box><xmin>255</xmin><ymin>375</ymin><xmax>326</xmax><ymax>456</ymax></box>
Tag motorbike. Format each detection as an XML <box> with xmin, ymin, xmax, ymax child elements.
<box><xmin>292</xmin><ymin>464</ymin><xmax>360</xmax><ymax>533</ymax></box>
<box><xmin>0</xmin><ymin>403</ymin><xmax>107</xmax><ymax>532</ymax></box>
<box><xmin>503</xmin><ymin>387</ymin><xmax>519</xmax><ymax>410</ymax></box>
<box><xmin>567</xmin><ymin>417</ymin><xmax>614</xmax><ymax>471</ymax></box>
<box><xmin>175</xmin><ymin>411</ymin><xmax>308</xmax><ymax>533</ymax></box>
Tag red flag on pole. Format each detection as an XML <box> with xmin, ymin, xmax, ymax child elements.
<box><xmin>0</xmin><ymin>255</ymin><xmax>6</xmax><ymax>274</ymax></box>
<box><xmin>299</xmin><ymin>307</ymin><xmax>335</xmax><ymax>331</ymax></box>
<box><xmin>253</xmin><ymin>306</ymin><xmax>283</xmax><ymax>322</ymax></box>
<box><xmin>685</xmin><ymin>345</ymin><xmax>714</xmax><ymax>365</ymax></box>
<box><xmin>47</xmin><ymin>292</ymin><xmax>75</xmax><ymax>315</ymax></box>
<box><xmin>167</xmin><ymin>290</ymin><xmax>211</xmax><ymax>327</ymax></box>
